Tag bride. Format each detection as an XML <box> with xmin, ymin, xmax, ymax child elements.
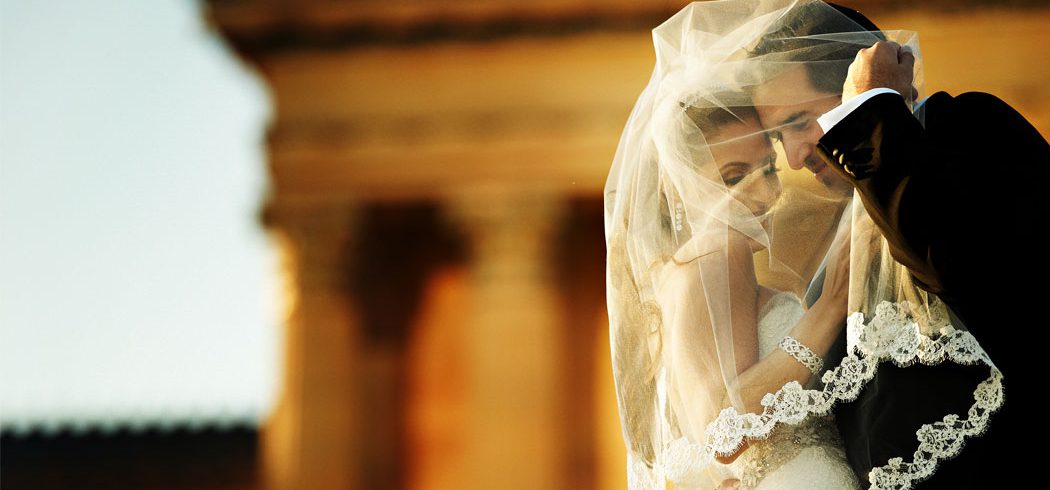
<box><xmin>655</xmin><ymin>99</ymin><xmax>859</xmax><ymax>490</ymax></box>
<box><xmin>606</xmin><ymin>1</ymin><xmax>1003</xmax><ymax>489</ymax></box>
<box><xmin>604</xmin><ymin>41</ymin><xmax>857</xmax><ymax>490</ymax></box>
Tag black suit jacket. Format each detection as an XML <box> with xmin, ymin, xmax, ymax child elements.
<box><xmin>815</xmin><ymin>92</ymin><xmax>1050</xmax><ymax>488</ymax></box>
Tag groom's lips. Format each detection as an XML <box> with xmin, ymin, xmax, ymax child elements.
<box><xmin>807</xmin><ymin>159</ymin><xmax>834</xmax><ymax>180</ymax></box>
<box><xmin>808</xmin><ymin>161</ymin><xmax>826</xmax><ymax>174</ymax></box>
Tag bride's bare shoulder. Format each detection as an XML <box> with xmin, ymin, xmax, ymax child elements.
<box><xmin>670</xmin><ymin>228</ymin><xmax>750</xmax><ymax>265</ymax></box>
<box><xmin>656</xmin><ymin>230</ymin><xmax>754</xmax><ymax>298</ymax></box>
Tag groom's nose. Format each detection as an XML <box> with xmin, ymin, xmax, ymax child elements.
<box><xmin>783</xmin><ymin>137</ymin><xmax>812</xmax><ymax>171</ymax></box>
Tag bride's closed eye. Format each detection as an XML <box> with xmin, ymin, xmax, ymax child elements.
<box><xmin>725</xmin><ymin>174</ymin><xmax>746</xmax><ymax>186</ymax></box>
<box><xmin>720</xmin><ymin>162</ymin><xmax>750</xmax><ymax>187</ymax></box>
<box><xmin>763</xmin><ymin>155</ymin><xmax>781</xmax><ymax>176</ymax></box>
<box><xmin>722</xmin><ymin>156</ymin><xmax>779</xmax><ymax>187</ymax></box>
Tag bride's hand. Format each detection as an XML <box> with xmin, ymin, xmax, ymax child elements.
<box><xmin>716</xmin><ymin>478</ymin><xmax>741</xmax><ymax>489</ymax></box>
<box><xmin>818</xmin><ymin>221</ymin><xmax>851</xmax><ymax>316</ymax></box>
<box><xmin>714</xmin><ymin>439</ymin><xmax>750</xmax><ymax>465</ymax></box>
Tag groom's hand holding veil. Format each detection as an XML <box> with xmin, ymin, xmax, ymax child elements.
<box><xmin>842</xmin><ymin>41</ymin><xmax>916</xmax><ymax>103</ymax></box>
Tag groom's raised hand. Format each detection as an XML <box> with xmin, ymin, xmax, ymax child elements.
<box><xmin>842</xmin><ymin>40</ymin><xmax>916</xmax><ymax>103</ymax></box>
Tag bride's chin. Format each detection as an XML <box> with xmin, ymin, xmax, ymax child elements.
<box><xmin>748</xmin><ymin>220</ymin><xmax>773</xmax><ymax>252</ymax></box>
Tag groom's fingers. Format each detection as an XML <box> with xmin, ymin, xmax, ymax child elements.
<box><xmin>898</xmin><ymin>44</ymin><xmax>914</xmax><ymax>62</ymax></box>
<box><xmin>842</xmin><ymin>40</ymin><xmax>915</xmax><ymax>102</ymax></box>
<box><xmin>898</xmin><ymin>48</ymin><xmax>917</xmax><ymax>97</ymax></box>
<box><xmin>899</xmin><ymin>49</ymin><xmax>916</xmax><ymax>72</ymax></box>
<box><xmin>868</xmin><ymin>40</ymin><xmax>900</xmax><ymax>63</ymax></box>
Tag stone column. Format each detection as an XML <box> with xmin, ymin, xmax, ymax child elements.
<box><xmin>260</xmin><ymin>199</ymin><xmax>360</xmax><ymax>490</ymax></box>
<box><xmin>446</xmin><ymin>189</ymin><xmax>566</xmax><ymax>490</ymax></box>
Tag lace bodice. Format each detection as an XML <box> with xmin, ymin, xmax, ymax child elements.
<box><xmin>728</xmin><ymin>291</ymin><xmax>860</xmax><ymax>489</ymax></box>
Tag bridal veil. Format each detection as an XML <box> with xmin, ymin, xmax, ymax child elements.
<box><xmin>604</xmin><ymin>1</ymin><xmax>1002</xmax><ymax>488</ymax></box>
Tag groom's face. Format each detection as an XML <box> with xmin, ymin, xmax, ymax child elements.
<box><xmin>753</xmin><ymin>67</ymin><xmax>852</xmax><ymax>195</ymax></box>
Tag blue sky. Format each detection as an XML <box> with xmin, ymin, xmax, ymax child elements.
<box><xmin>1</xmin><ymin>0</ymin><xmax>279</xmax><ymax>430</ymax></box>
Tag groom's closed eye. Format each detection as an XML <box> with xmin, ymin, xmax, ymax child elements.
<box><xmin>789</xmin><ymin>118</ymin><xmax>812</xmax><ymax>132</ymax></box>
<box><xmin>778</xmin><ymin>111</ymin><xmax>812</xmax><ymax>133</ymax></box>
<box><xmin>768</xmin><ymin>113</ymin><xmax>812</xmax><ymax>145</ymax></box>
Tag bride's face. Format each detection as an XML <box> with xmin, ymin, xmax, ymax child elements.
<box><xmin>708</xmin><ymin>117</ymin><xmax>782</xmax><ymax>223</ymax></box>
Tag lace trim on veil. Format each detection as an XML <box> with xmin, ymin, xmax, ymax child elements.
<box><xmin>633</xmin><ymin>301</ymin><xmax>1004</xmax><ymax>490</ymax></box>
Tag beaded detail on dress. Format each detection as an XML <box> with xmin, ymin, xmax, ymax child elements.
<box><xmin>730</xmin><ymin>413</ymin><xmax>858</xmax><ymax>489</ymax></box>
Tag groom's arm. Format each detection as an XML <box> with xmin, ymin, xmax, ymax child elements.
<box><xmin>812</xmin><ymin>41</ymin><xmax>952</xmax><ymax>294</ymax></box>
<box><xmin>815</xmin><ymin>39</ymin><xmax>1050</xmax><ymax>302</ymax></box>
<box><xmin>815</xmin><ymin>91</ymin><xmax>1050</xmax><ymax>301</ymax></box>
<box><xmin>814</xmin><ymin>92</ymin><xmax>953</xmax><ymax>295</ymax></box>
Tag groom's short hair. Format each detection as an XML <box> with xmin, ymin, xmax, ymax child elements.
<box><xmin>750</xmin><ymin>2</ymin><xmax>885</xmax><ymax>94</ymax></box>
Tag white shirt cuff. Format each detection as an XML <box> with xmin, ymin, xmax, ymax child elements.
<box><xmin>817</xmin><ymin>88</ymin><xmax>902</xmax><ymax>133</ymax></box>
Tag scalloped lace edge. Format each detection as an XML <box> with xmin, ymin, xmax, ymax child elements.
<box><xmin>627</xmin><ymin>300</ymin><xmax>1004</xmax><ymax>490</ymax></box>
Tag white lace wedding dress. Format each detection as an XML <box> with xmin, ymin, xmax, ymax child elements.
<box><xmin>727</xmin><ymin>291</ymin><xmax>861</xmax><ymax>489</ymax></box>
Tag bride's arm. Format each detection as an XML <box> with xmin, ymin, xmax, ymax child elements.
<box><xmin>723</xmin><ymin>228</ymin><xmax>848</xmax><ymax>415</ymax></box>
<box><xmin>713</xmin><ymin>226</ymin><xmax>852</xmax><ymax>463</ymax></box>
<box><xmin>715</xmin><ymin>228</ymin><xmax>849</xmax><ymax>464</ymax></box>
<box><xmin>662</xmin><ymin>229</ymin><xmax>848</xmax><ymax>461</ymax></box>
<box><xmin>713</xmin><ymin>295</ymin><xmax>844</xmax><ymax>464</ymax></box>
<box><xmin>726</xmin><ymin>292</ymin><xmax>846</xmax><ymax>412</ymax></box>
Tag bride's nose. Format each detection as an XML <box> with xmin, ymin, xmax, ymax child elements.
<box><xmin>747</xmin><ymin>176</ymin><xmax>782</xmax><ymax>213</ymax></box>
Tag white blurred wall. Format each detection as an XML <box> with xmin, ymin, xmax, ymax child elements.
<box><xmin>0</xmin><ymin>0</ymin><xmax>279</xmax><ymax>432</ymax></box>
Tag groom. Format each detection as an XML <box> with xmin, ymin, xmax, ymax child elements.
<box><xmin>747</xmin><ymin>3</ymin><xmax>1049</xmax><ymax>488</ymax></box>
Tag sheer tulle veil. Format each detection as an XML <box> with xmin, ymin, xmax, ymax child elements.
<box><xmin>604</xmin><ymin>1</ymin><xmax>1003</xmax><ymax>488</ymax></box>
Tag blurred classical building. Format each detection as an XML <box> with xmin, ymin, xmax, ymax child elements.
<box><xmin>202</xmin><ymin>1</ymin><xmax>1050</xmax><ymax>489</ymax></box>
